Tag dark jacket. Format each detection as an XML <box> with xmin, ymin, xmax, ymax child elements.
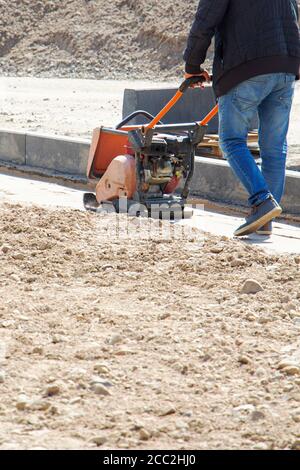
<box><xmin>184</xmin><ymin>0</ymin><xmax>300</xmax><ymax>97</ymax></box>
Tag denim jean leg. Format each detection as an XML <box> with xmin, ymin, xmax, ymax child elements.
<box><xmin>219</xmin><ymin>84</ymin><xmax>271</xmax><ymax>207</ymax></box>
<box><xmin>258</xmin><ymin>74</ymin><xmax>295</xmax><ymax>203</ymax></box>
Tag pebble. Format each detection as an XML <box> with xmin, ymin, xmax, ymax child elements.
<box><xmin>16</xmin><ymin>395</ymin><xmax>29</xmax><ymax>411</ymax></box>
<box><xmin>0</xmin><ymin>370</ymin><xmax>5</xmax><ymax>383</ymax></box>
<box><xmin>252</xmin><ymin>442</ymin><xmax>268</xmax><ymax>450</ymax></box>
<box><xmin>91</xmin><ymin>376</ymin><xmax>113</xmax><ymax>388</ymax></box>
<box><xmin>91</xmin><ymin>383</ymin><xmax>111</xmax><ymax>396</ymax></box>
<box><xmin>292</xmin><ymin>439</ymin><xmax>300</xmax><ymax>450</ymax></box>
<box><xmin>233</xmin><ymin>404</ymin><xmax>255</xmax><ymax>413</ymax></box>
<box><xmin>32</xmin><ymin>346</ymin><xmax>44</xmax><ymax>355</ymax></box>
<box><xmin>238</xmin><ymin>355</ymin><xmax>251</xmax><ymax>365</ymax></box>
<box><xmin>12</xmin><ymin>253</ymin><xmax>25</xmax><ymax>261</ymax></box>
<box><xmin>89</xmin><ymin>435</ymin><xmax>107</xmax><ymax>446</ymax></box>
<box><xmin>241</xmin><ymin>280</ymin><xmax>263</xmax><ymax>294</ymax></box>
<box><xmin>109</xmin><ymin>334</ymin><xmax>123</xmax><ymax>345</ymax></box>
<box><xmin>30</xmin><ymin>400</ymin><xmax>51</xmax><ymax>411</ymax></box>
<box><xmin>69</xmin><ymin>397</ymin><xmax>82</xmax><ymax>405</ymax></box>
<box><xmin>94</xmin><ymin>364</ymin><xmax>110</xmax><ymax>375</ymax></box>
<box><xmin>210</xmin><ymin>245</ymin><xmax>224</xmax><ymax>254</ymax></box>
<box><xmin>255</xmin><ymin>367</ymin><xmax>266</xmax><ymax>377</ymax></box>
<box><xmin>158</xmin><ymin>406</ymin><xmax>176</xmax><ymax>417</ymax></box>
<box><xmin>251</xmin><ymin>410</ymin><xmax>265</xmax><ymax>421</ymax></box>
<box><xmin>282</xmin><ymin>366</ymin><xmax>300</xmax><ymax>376</ymax></box>
<box><xmin>139</xmin><ymin>428</ymin><xmax>151</xmax><ymax>441</ymax></box>
<box><xmin>45</xmin><ymin>384</ymin><xmax>61</xmax><ymax>397</ymax></box>
<box><xmin>292</xmin><ymin>409</ymin><xmax>300</xmax><ymax>423</ymax></box>
<box><xmin>1</xmin><ymin>245</ymin><xmax>10</xmax><ymax>254</ymax></box>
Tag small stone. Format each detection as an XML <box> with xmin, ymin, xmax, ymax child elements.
<box><xmin>45</xmin><ymin>384</ymin><xmax>61</xmax><ymax>397</ymax></box>
<box><xmin>1</xmin><ymin>245</ymin><xmax>10</xmax><ymax>254</ymax></box>
<box><xmin>30</xmin><ymin>400</ymin><xmax>51</xmax><ymax>411</ymax></box>
<box><xmin>93</xmin><ymin>364</ymin><xmax>109</xmax><ymax>374</ymax></box>
<box><xmin>278</xmin><ymin>360</ymin><xmax>299</xmax><ymax>370</ymax></box>
<box><xmin>251</xmin><ymin>410</ymin><xmax>265</xmax><ymax>421</ymax></box>
<box><xmin>12</xmin><ymin>253</ymin><xmax>25</xmax><ymax>261</ymax></box>
<box><xmin>32</xmin><ymin>346</ymin><xmax>44</xmax><ymax>355</ymax></box>
<box><xmin>241</xmin><ymin>280</ymin><xmax>263</xmax><ymax>294</ymax></box>
<box><xmin>158</xmin><ymin>406</ymin><xmax>176</xmax><ymax>417</ymax></box>
<box><xmin>52</xmin><ymin>335</ymin><xmax>64</xmax><ymax>344</ymax></box>
<box><xmin>159</xmin><ymin>312</ymin><xmax>171</xmax><ymax>320</ymax></box>
<box><xmin>255</xmin><ymin>367</ymin><xmax>266</xmax><ymax>377</ymax></box>
<box><xmin>69</xmin><ymin>397</ymin><xmax>82</xmax><ymax>405</ymax></box>
<box><xmin>91</xmin><ymin>376</ymin><xmax>113</xmax><ymax>388</ymax></box>
<box><xmin>0</xmin><ymin>370</ymin><xmax>5</xmax><ymax>383</ymax></box>
<box><xmin>292</xmin><ymin>439</ymin><xmax>300</xmax><ymax>450</ymax></box>
<box><xmin>109</xmin><ymin>334</ymin><xmax>123</xmax><ymax>345</ymax></box>
<box><xmin>253</xmin><ymin>442</ymin><xmax>268</xmax><ymax>450</ymax></box>
<box><xmin>210</xmin><ymin>245</ymin><xmax>224</xmax><ymax>254</ymax></box>
<box><xmin>238</xmin><ymin>355</ymin><xmax>251</xmax><ymax>365</ymax></box>
<box><xmin>292</xmin><ymin>409</ymin><xmax>300</xmax><ymax>423</ymax></box>
<box><xmin>91</xmin><ymin>383</ymin><xmax>111</xmax><ymax>396</ymax></box>
<box><xmin>47</xmin><ymin>405</ymin><xmax>59</xmax><ymax>415</ymax></box>
<box><xmin>16</xmin><ymin>395</ymin><xmax>29</xmax><ymax>411</ymax></box>
<box><xmin>10</xmin><ymin>274</ymin><xmax>20</xmax><ymax>282</ymax></box>
<box><xmin>139</xmin><ymin>428</ymin><xmax>151</xmax><ymax>441</ymax></box>
<box><xmin>89</xmin><ymin>435</ymin><xmax>107</xmax><ymax>446</ymax></box>
<box><xmin>231</xmin><ymin>258</ymin><xmax>245</xmax><ymax>267</ymax></box>
<box><xmin>282</xmin><ymin>366</ymin><xmax>300</xmax><ymax>376</ymax></box>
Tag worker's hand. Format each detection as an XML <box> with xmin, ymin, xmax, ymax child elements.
<box><xmin>184</xmin><ymin>71</ymin><xmax>211</xmax><ymax>89</ymax></box>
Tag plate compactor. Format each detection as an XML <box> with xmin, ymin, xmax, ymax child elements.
<box><xmin>84</xmin><ymin>77</ymin><xmax>218</xmax><ymax>219</ymax></box>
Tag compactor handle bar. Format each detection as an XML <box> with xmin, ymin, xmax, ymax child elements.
<box><xmin>120</xmin><ymin>75</ymin><xmax>219</xmax><ymax>132</ymax></box>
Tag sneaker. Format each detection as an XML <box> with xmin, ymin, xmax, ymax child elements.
<box><xmin>256</xmin><ymin>221</ymin><xmax>272</xmax><ymax>236</ymax></box>
<box><xmin>234</xmin><ymin>197</ymin><xmax>281</xmax><ymax>237</ymax></box>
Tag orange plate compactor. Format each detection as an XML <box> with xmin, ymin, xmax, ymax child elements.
<box><xmin>84</xmin><ymin>77</ymin><xmax>218</xmax><ymax>218</ymax></box>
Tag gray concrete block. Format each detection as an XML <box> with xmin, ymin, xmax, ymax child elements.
<box><xmin>191</xmin><ymin>156</ymin><xmax>247</xmax><ymax>204</ymax></box>
<box><xmin>282</xmin><ymin>170</ymin><xmax>300</xmax><ymax>214</ymax></box>
<box><xmin>25</xmin><ymin>133</ymin><xmax>89</xmax><ymax>177</ymax></box>
<box><xmin>191</xmin><ymin>156</ymin><xmax>300</xmax><ymax>215</ymax></box>
<box><xmin>123</xmin><ymin>86</ymin><xmax>258</xmax><ymax>133</ymax></box>
<box><xmin>0</xmin><ymin>129</ymin><xmax>26</xmax><ymax>164</ymax></box>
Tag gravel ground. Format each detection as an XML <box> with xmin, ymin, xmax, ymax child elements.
<box><xmin>0</xmin><ymin>202</ymin><xmax>300</xmax><ymax>450</ymax></box>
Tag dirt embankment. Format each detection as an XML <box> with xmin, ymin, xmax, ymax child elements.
<box><xmin>0</xmin><ymin>202</ymin><xmax>300</xmax><ymax>449</ymax></box>
<box><xmin>0</xmin><ymin>0</ymin><xmax>201</xmax><ymax>80</ymax></box>
<box><xmin>1</xmin><ymin>1</ymin><xmax>299</xmax><ymax>80</ymax></box>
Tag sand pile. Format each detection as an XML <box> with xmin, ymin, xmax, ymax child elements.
<box><xmin>0</xmin><ymin>0</ymin><xmax>203</xmax><ymax>79</ymax></box>
<box><xmin>0</xmin><ymin>202</ymin><xmax>300</xmax><ymax>449</ymax></box>
<box><xmin>1</xmin><ymin>1</ymin><xmax>299</xmax><ymax>80</ymax></box>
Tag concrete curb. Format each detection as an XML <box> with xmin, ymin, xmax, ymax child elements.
<box><xmin>191</xmin><ymin>156</ymin><xmax>300</xmax><ymax>215</ymax></box>
<box><xmin>0</xmin><ymin>129</ymin><xmax>299</xmax><ymax>214</ymax></box>
<box><xmin>0</xmin><ymin>129</ymin><xmax>89</xmax><ymax>180</ymax></box>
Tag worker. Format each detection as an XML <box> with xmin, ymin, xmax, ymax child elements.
<box><xmin>184</xmin><ymin>0</ymin><xmax>300</xmax><ymax>236</ymax></box>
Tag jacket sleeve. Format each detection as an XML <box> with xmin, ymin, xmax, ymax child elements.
<box><xmin>184</xmin><ymin>0</ymin><xmax>230</xmax><ymax>73</ymax></box>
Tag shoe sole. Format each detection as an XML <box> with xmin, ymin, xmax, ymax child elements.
<box><xmin>234</xmin><ymin>207</ymin><xmax>281</xmax><ymax>237</ymax></box>
<box><xmin>256</xmin><ymin>229</ymin><xmax>272</xmax><ymax>235</ymax></box>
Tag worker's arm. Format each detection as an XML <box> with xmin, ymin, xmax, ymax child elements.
<box><xmin>184</xmin><ymin>0</ymin><xmax>230</xmax><ymax>74</ymax></box>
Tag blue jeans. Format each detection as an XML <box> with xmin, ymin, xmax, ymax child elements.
<box><xmin>218</xmin><ymin>73</ymin><xmax>295</xmax><ymax>207</ymax></box>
